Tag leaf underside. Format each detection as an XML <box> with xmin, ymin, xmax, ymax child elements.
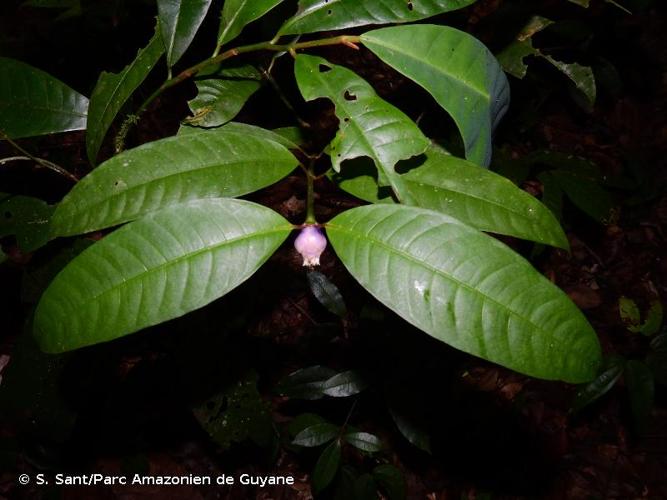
<box><xmin>0</xmin><ymin>57</ymin><xmax>88</xmax><ymax>139</ymax></box>
<box><xmin>362</xmin><ymin>25</ymin><xmax>510</xmax><ymax>167</ymax></box>
<box><xmin>51</xmin><ymin>126</ymin><xmax>298</xmax><ymax>237</ymax></box>
<box><xmin>326</xmin><ymin>205</ymin><xmax>601</xmax><ymax>382</ymax></box>
<box><xmin>34</xmin><ymin>198</ymin><xmax>292</xmax><ymax>353</ymax></box>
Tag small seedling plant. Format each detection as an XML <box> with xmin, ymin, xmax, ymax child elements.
<box><xmin>0</xmin><ymin>0</ymin><xmax>602</xmax><ymax>384</ymax></box>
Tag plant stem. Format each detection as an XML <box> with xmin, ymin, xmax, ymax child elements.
<box><xmin>305</xmin><ymin>157</ymin><xmax>316</xmax><ymax>224</ymax></box>
<box><xmin>114</xmin><ymin>35</ymin><xmax>361</xmax><ymax>151</ymax></box>
<box><xmin>0</xmin><ymin>130</ymin><xmax>78</xmax><ymax>182</ymax></box>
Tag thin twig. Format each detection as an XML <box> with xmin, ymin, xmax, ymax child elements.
<box><xmin>0</xmin><ymin>131</ymin><xmax>78</xmax><ymax>182</ymax></box>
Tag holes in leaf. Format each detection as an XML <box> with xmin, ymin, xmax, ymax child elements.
<box><xmin>344</xmin><ymin>90</ymin><xmax>357</xmax><ymax>101</ymax></box>
<box><xmin>327</xmin><ymin>9</ymin><xmax>332</xmax><ymax>15</ymax></box>
<box><xmin>319</xmin><ymin>64</ymin><xmax>332</xmax><ymax>73</ymax></box>
<box><xmin>343</xmin><ymin>117</ymin><xmax>350</xmax><ymax>122</ymax></box>
<box><xmin>3</xmin><ymin>211</ymin><xmax>12</xmax><ymax>219</ymax></box>
<box><xmin>407</xmin><ymin>1</ymin><xmax>414</xmax><ymax>11</ymax></box>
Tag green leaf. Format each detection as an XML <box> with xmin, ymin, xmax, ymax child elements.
<box><xmin>218</xmin><ymin>0</ymin><xmax>284</xmax><ymax>47</ymax></box>
<box><xmin>543</xmin><ymin>56</ymin><xmax>596</xmax><ymax>106</ymax></box>
<box><xmin>294</xmin><ymin>54</ymin><xmax>429</xmax><ymax>203</ymax></box>
<box><xmin>571</xmin><ymin>355</ymin><xmax>625</xmax><ymax>413</ymax></box>
<box><xmin>361</xmin><ymin>25</ymin><xmax>510</xmax><ymax>167</ymax></box>
<box><xmin>158</xmin><ymin>0</ymin><xmax>213</xmax><ymax>67</ymax></box>
<box><xmin>625</xmin><ymin>360</ymin><xmax>654</xmax><ymax>433</ymax></box>
<box><xmin>344</xmin><ymin>431</ymin><xmax>383</xmax><ymax>453</ymax></box>
<box><xmin>87</xmin><ymin>26</ymin><xmax>165</xmax><ymax>164</ymax></box>
<box><xmin>0</xmin><ymin>57</ymin><xmax>88</xmax><ymax>139</ymax></box>
<box><xmin>641</xmin><ymin>301</ymin><xmax>663</xmax><ymax>336</ymax></box>
<box><xmin>186</xmin><ymin>64</ymin><xmax>262</xmax><ymax>128</ymax></box>
<box><xmin>277</xmin><ymin>365</ymin><xmax>336</xmax><ymax>400</ymax></box>
<box><xmin>287</xmin><ymin>413</ymin><xmax>326</xmax><ymax>438</ymax></box>
<box><xmin>497</xmin><ymin>16</ymin><xmax>554</xmax><ymax>79</ymax></box>
<box><xmin>293</xmin><ymin>423</ymin><xmax>340</xmax><ymax>447</ymax></box>
<box><xmin>321</xmin><ymin>370</ymin><xmax>368</xmax><ymax>397</ymax></box>
<box><xmin>278</xmin><ymin>0</ymin><xmax>476</xmax><ymax>35</ymax></box>
<box><xmin>551</xmin><ymin>169</ymin><xmax>611</xmax><ymax>222</ymax></box>
<box><xmin>34</xmin><ymin>198</ymin><xmax>292</xmax><ymax>352</ymax></box>
<box><xmin>308</xmin><ymin>270</ymin><xmax>347</xmax><ymax>317</ymax></box>
<box><xmin>326</xmin><ymin>205</ymin><xmax>602</xmax><ymax>382</ymax></box>
<box><xmin>373</xmin><ymin>464</ymin><xmax>406</xmax><ymax>500</ymax></box>
<box><xmin>313</xmin><ymin>440</ymin><xmax>342</xmax><ymax>494</ymax></box>
<box><xmin>406</xmin><ymin>147</ymin><xmax>567</xmax><ymax>248</ymax></box>
<box><xmin>51</xmin><ymin>126</ymin><xmax>297</xmax><ymax>237</ymax></box>
<box><xmin>0</xmin><ymin>194</ymin><xmax>54</xmax><ymax>252</ymax></box>
<box><xmin>619</xmin><ymin>296</ymin><xmax>641</xmax><ymax>329</ymax></box>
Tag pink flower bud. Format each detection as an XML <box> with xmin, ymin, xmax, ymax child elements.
<box><xmin>294</xmin><ymin>225</ymin><xmax>327</xmax><ymax>267</ymax></box>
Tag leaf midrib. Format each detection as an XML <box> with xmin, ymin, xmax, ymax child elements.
<box><xmin>80</xmin><ymin>225</ymin><xmax>291</xmax><ymax>304</ymax></box>
<box><xmin>327</xmin><ymin>219</ymin><xmax>562</xmax><ymax>345</ymax></box>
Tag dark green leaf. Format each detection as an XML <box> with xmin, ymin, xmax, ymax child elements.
<box><xmin>294</xmin><ymin>54</ymin><xmax>429</xmax><ymax>202</ymax></box>
<box><xmin>544</xmin><ymin>55</ymin><xmax>596</xmax><ymax>106</ymax></box>
<box><xmin>326</xmin><ymin>205</ymin><xmax>602</xmax><ymax>382</ymax></box>
<box><xmin>277</xmin><ymin>365</ymin><xmax>336</xmax><ymax>400</ymax></box>
<box><xmin>87</xmin><ymin>26</ymin><xmax>164</xmax><ymax>164</ymax></box>
<box><xmin>322</xmin><ymin>370</ymin><xmax>368</xmax><ymax>397</ymax></box>
<box><xmin>186</xmin><ymin>64</ymin><xmax>262</xmax><ymax>128</ymax></box>
<box><xmin>34</xmin><ymin>199</ymin><xmax>292</xmax><ymax>352</ymax></box>
<box><xmin>193</xmin><ymin>370</ymin><xmax>273</xmax><ymax>449</ymax></box>
<box><xmin>0</xmin><ymin>57</ymin><xmax>88</xmax><ymax>139</ymax></box>
<box><xmin>293</xmin><ymin>423</ymin><xmax>340</xmax><ymax>447</ymax></box>
<box><xmin>0</xmin><ymin>194</ymin><xmax>54</xmax><ymax>252</ymax></box>
<box><xmin>354</xmin><ymin>474</ymin><xmax>378</xmax><ymax>500</ymax></box>
<box><xmin>552</xmin><ymin>169</ymin><xmax>612</xmax><ymax>222</ymax></box>
<box><xmin>497</xmin><ymin>16</ymin><xmax>554</xmax><ymax>79</ymax></box>
<box><xmin>313</xmin><ymin>440</ymin><xmax>341</xmax><ymax>494</ymax></box>
<box><xmin>640</xmin><ymin>301</ymin><xmax>663</xmax><ymax>336</ymax></box>
<box><xmin>308</xmin><ymin>270</ymin><xmax>347</xmax><ymax>317</ymax></box>
<box><xmin>218</xmin><ymin>0</ymin><xmax>284</xmax><ymax>47</ymax></box>
<box><xmin>625</xmin><ymin>360</ymin><xmax>655</xmax><ymax>433</ymax></box>
<box><xmin>51</xmin><ymin>126</ymin><xmax>297</xmax><ymax>237</ymax></box>
<box><xmin>158</xmin><ymin>0</ymin><xmax>213</xmax><ymax>67</ymax></box>
<box><xmin>647</xmin><ymin>333</ymin><xmax>667</xmax><ymax>386</ymax></box>
<box><xmin>571</xmin><ymin>355</ymin><xmax>625</xmax><ymax>413</ymax></box>
<box><xmin>278</xmin><ymin>0</ymin><xmax>476</xmax><ymax>35</ymax></box>
<box><xmin>373</xmin><ymin>464</ymin><xmax>406</xmax><ymax>500</ymax></box>
<box><xmin>361</xmin><ymin>25</ymin><xmax>509</xmax><ymax>167</ymax></box>
<box><xmin>344</xmin><ymin>431</ymin><xmax>383</xmax><ymax>453</ymax></box>
<box><xmin>389</xmin><ymin>407</ymin><xmax>431</xmax><ymax>453</ymax></box>
<box><xmin>287</xmin><ymin>413</ymin><xmax>326</xmax><ymax>438</ymax></box>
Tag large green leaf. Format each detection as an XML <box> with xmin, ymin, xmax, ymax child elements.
<box><xmin>86</xmin><ymin>26</ymin><xmax>165</xmax><ymax>164</ymax></box>
<box><xmin>278</xmin><ymin>0</ymin><xmax>476</xmax><ymax>35</ymax></box>
<box><xmin>217</xmin><ymin>0</ymin><xmax>284</xmax><ymax>47</ymax></box>
<box><xmin>361</xmin><ymin>25</ymin><xmax>510</xmax><ymax>167</ymax></box>
<box><xmin>179</xmin><ymin>121</ymin><xmax>304</xmax><ymax>151</ymax></box>
<box><xmin>51</xmin><ymin>127</ymin><xmax>297</xmax><ymax>237</ymax></box>
<box><xmin>186</xmin><ymin>65</ymin><xmax>262</xmax><ymax>128</ymax></box>
<box><xmin>294</xmin><ymin>54</ymin><xmax>429</xmax><ymax>203</ymax></box>
<box><xmin>0</xmin><ymin>57</ymin><xmax>88</xmax><ymax>139</ymax></box>
<box><xmin>158</xmin><ymin>0</ymin><xmax>213</xmax><ymax>67</ymax></box>
<box><xmin>335</xmin><ymin>146</ymin><xmax>568</xmax><ymax>248</ymax></box>
<box><xmin>326</xmin><ymin>205</ymin><xmax>601</xmax><ymax>382</ymax></box>
<box><xmin>34</xmin><ymin>198</ymin><xmax>292</xmax><ymax>352</ymax></box>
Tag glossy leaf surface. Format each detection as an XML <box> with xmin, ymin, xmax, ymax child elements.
<box><xmin>34</xmin><ymin>199</ymin><xmax>292</xmax><ymax>352</ymax></box>
<box><xmin>335</xmin><ymin>146</ymin><xmax>568</xmax><ymax>248</ymax></box>
<box><xmin>313</xmin><ymin>440</ymin><xmax>341</xmax><ymax>494</ymax></box>
<box><xmin>307</xmin><ymin>270</ymin><xmax>347</xmax><ymax>317</ymax></box>
<box><xmin>279</xmin><ymin>0</ymin><xmax>476</xmax><ymax>35</ymax></box>
<box><xmin>571</xmin><ymin>355</ymin><xmax>625</xmax><ymax>412</ymax></box>
<box><xmin>293</xmin><ymin>423</ymin><xmax>339</xmax><ymax>447</ymax></box>
<box><xmin>51</xmin><ymin>127</ymin><xmax>297</xmax><ymax>237</ymax></box>
<box><xmin>362</xmin><ymin>25</ymin><xmax>510</xmax><ymax>167</ymax></box>
<box><xmin>0</xmin><ymin>57</ymin><xmax>88</xmax><ymax>139</ymax></box>
<box><xmin>295</xmin><ymin>54</ymin><xmax>429</xmax><ymax>202</ymax></box>
<box><xmin>158</xmin><ymin>0</ymin><xmax>213</xmax><ymax>67</ymax></box>
<box><xmin>327</xmin><ymin>205</ymin><xmax>601</xmax><ymax>382</ymax></box>
<box><xmin>218</xmin><ymin>0</ymin><xmax>284</xmax><ymax>47</ymax></box>
<box><xmin>344</xmin><ymin>431</ymin><xmax>383</xmax><ymax>452</ymax></box>
<box><xmin>186</xmin><ymin>65</ymin><xmax>262</xmax><ymax>128</ymax></box>
<box><xmin>87</xmin><ymin>27</ymin><xmax>164</xmax><ymax>164</ymax></box>
<box><xmin>321</xmin><ymin>370</ymin><xmax>367</xmax><ymax>397</ymax></box>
